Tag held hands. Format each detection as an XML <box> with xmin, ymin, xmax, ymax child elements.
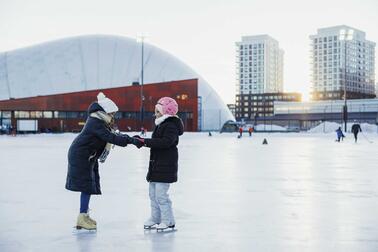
<box><xmin>129</xmin><ymin>135</ymin><xmax>144</xmax><ymax>149</ymax></box>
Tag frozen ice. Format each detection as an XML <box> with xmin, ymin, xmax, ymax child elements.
<box><xmin>1</xmin><ymin>132</ymin><xmax>378</xmax><ymax>252</ymax></box>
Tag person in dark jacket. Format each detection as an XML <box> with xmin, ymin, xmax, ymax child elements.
<box><xmin>133</xmin><ymin>97</ymin><xmax>184</xmax><ymax>231</ymax></box>
<box><xmin>351</xmin><ymin>121</ymin><xmax>362</xmax><ymax>143</ymax></box>
<box><xmin>66</xmin><ymin>92</ymin><xmax>139</xmax><ymax>230</ymax></box>
<box><xmin>336</xmin><ymin>126</ymin><xmax>345</xmax><ymax>142</ymax></box>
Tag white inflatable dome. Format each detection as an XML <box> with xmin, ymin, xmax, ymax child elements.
<box><xmin>0</xmin><ymin>35</ymin><xmax>234</xmax><ymax>130</ymax></box>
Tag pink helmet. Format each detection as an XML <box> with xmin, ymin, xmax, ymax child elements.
<box><xmin>156</xmin><ymin>97</ymin><xmax>178</xmax><ymax>116</ymax></box>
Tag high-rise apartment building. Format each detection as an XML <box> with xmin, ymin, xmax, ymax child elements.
<box><xmin>310</xmin><ymin>25</ymin><xmax>376</xmax><ymax>100</ymax></box>
<box><xmin>236</xmin><ymin>35</ymin><xmax>284</xmax><ymax>95</ymax></box>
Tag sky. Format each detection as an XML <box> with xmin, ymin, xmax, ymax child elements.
<box><xmin>0</xmin><ymin>0</ymin><xmax>377</xmax><ymax>103</ymax></box>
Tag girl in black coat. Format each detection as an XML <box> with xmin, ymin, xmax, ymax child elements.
<box><xmin>134</xmin><ymin>97</ymin><xmax>184</xmax><ymax>231</ymax></box>
<box><xmin>66</xmin><ymin>92</ymin><xmax>138</xmax><ymax>230</ymax></box>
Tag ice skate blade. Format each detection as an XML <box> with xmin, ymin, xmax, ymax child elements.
<box><xmin>156</xmin><ymin>225</ymin><xmax>176</xmax><ymax>233</ymax></box>
<box><xmin>144</xmin><ymin>225</ymin><xmax>157</xmax><ymax>230</ymax></box>
<box><xmin>72</xmin><ymin>226</ymin><xmax>97</xmax><ymax>234</ymax></box>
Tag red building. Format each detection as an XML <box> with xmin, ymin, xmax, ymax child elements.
<box><xmin>0</xmin><ymin>79</ymin><xmax>198</xmax><ymax>132</ymax></box>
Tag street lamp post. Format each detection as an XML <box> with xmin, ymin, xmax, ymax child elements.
<box><xmin>323</xmin><ymin>105</ymin><xmax>328</xmax><ymax>133</ymax></box>
<box><xmin>138</xmin><ymin>35</ymin><xmax>146</xmax><ymax>129</ymax></box>
<box><xmin>339</xmin><ymin>29</ymin><xmax>354</xmax><ymax>132</ymax></box>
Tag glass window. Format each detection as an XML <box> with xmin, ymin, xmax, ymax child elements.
<box><xmin>78</xmin><ymin>112</ymin><xmax>87</xmax><ymax>119</ymax></box>
<box><xmin>54</xmin><ymin>111</ymin><xmax>67</xmax><ymax>118</ymax></box>
<box><xmin>15</xmin><ymin>111</ymin><xmax>30</xmax><ymax>118</ymax></box>
<box><xmin>66</xmin><ymin>112</ymin><xmax>78</xmax><ymax>118</ymax></box>
<box><xmin>1</xmin><ymin>111</ymin><xmax>11</xmax><ymax>118</ymax></box>
<box><xmin>186</xmin><ymin>112</ymin><xmax>193</xmax><ymax>119</ymax></box>
<box><xmin>43</xmin><ymin>111</ymin><xmax>53</xmax><ymax>118</ymax></box>
<box><xmin>123</xmin><ymin>112</ymin><xmax>137</xmax><ymax>119</ymax></box>
<box><xmin>30</xmin><ymin>111</ymin><xmax>43</xmax><ymax>118</ymax></box>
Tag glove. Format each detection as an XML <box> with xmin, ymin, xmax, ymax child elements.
<box><xmin>129</xmin><ymin>135</ymin><xmax>144</xmax><ymax>149</ymax></box>
<box><xmin>133</xmin><ymin>135</ymin><xmax>143</xmax><ymax>140</ymax></box>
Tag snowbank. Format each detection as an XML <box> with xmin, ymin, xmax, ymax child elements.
<box><xmin>307</xmin><ymin>122</ymin><xmax>341</xmax><ymax>133</ymax></box>
<box><xmin>360</xmin><ymin>123</ymin><xmax>378</xmax><ymax>133</ymax></box>
<box><xmin>308</xmin><ymin>122</ymin><xmax>378</xmax><ymax>133</ymax></box>
<box><xmin>252</xmin><ymin>124</ymin><xmax>287</xmax><ymax>131</ymax></box>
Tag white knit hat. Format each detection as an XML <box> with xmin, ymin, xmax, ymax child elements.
<box><xmin>97</xmin><ymin>92</ymin><xmax>118</xmax><ymax>113</ymax></box>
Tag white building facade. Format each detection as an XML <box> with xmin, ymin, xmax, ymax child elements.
<box><xmin>236</xmin><ymin>35</ymin><xmax>284</xmax><ymax>95</ymax></box>
<box><xmin>310</xmin><ymin>25</ymin><xmax>376</xmax><ymax>100</ymax></box>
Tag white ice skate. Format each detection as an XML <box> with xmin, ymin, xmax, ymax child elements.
<box><xmin>156</xmin><ymin>223</ymin><xmax>175</xmax><ymax>232</ymax></box>
<box><xmin>143</xmin><ymin>218</ymin><xmax>159</xmax><ymax>230</ymax></box>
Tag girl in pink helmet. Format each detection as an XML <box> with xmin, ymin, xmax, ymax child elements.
<box><xmin>133</xmin><ymin>97</ymin><xmax>184</xmax><ymax>232</ymax></box>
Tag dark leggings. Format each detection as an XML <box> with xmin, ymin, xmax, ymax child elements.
<box><xmin>353</xmin><ymin>132</ymin><xmax>358</xmax><ymax>141</ymax></box>
<box><xmin>80</xmin><ymin>192</ymin><xmax>91</xmax><ymax>213</ymax></box>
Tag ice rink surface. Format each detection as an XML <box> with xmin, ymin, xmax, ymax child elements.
<box><xmin>1</xmin><ymin>132</ymin><xmax>378</xmax><ymax>252</ymax></box>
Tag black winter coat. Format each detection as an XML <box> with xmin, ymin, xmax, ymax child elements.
<box><xmin>351</xmin><ymin>124</ymin><xmax>362</xmax><ymax>134</ymax></box>
<box><xmin>65</xmin><ymin>103</ymin><xmax>132</xmax><ymax>195</ymax></box>
<box><xmin>144</xmin><ymin>116</ymin><xmax>184</xmax><ymax>183</ymax></box>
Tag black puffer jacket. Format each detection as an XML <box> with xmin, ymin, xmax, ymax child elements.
<box><xmin>144</xmin><ymin>116</ymin><xmax>184</xmax><ymax>183</ymax></box>
<box><xmin>65</xmin><ymin>102</ymin><xmax>132</xmax><ymax>195</ymax></box>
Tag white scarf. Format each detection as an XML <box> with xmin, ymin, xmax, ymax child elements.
<box><xmin>155</xmin><ymin>114</ymin><xmax>178</xmax><ymax>126</ymax></box>
<box><xmin>90</xmin><ymin>111</ymin><xmax>113</xmax><ymax>125</ymax></box>
<box><xmin>89</xmin><ymin>111</ymin><xmax>115</xmax><ymax>163</ymax></box>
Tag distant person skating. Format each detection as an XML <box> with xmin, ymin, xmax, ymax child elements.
<box><xmin>66</xmin><ymin>92</ymin><xmax>141</xmax><ymax>231</ymax></box>
<box><xmin>248</xmin><ymin>126</ymin><xmax>253</xmax><ymax>137</ymax></box>
<box><xmin>335</xmin><ymin>127</ymin><xmax>345</xmax><ymax>142</ymax></box>
<box><xmin>351</xmin><ymin>121</ymin><xmax>362</xmax><ymax>143</ymax></box>
<box><xmin>140</xmin><ymin>127</ymin><xmax>147</xmax><ymax>137</ymax></box>
<box><xmin>132</xmin><ymin>97</ymin><xmax>184</xmax><ymax>232</ymax></box>
<box><xmin>238</xmin><ymin>127</ymin><xmax>243</xmax><ymax>138</ymax></box>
